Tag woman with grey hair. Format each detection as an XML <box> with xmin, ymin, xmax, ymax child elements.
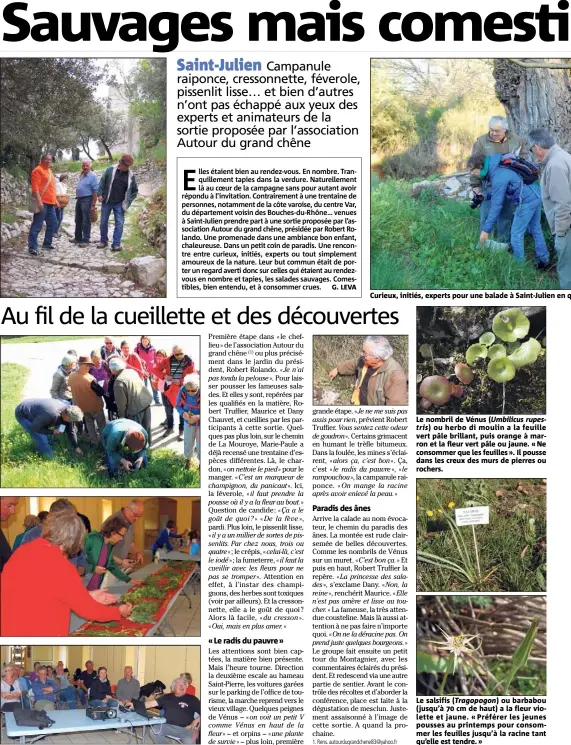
<box><xmin>1</xmin><ymin>663</ymin><xmax>24</xmax><ymax>712</ymax></box>
<box><xmin>50</xmin><ymin>353</ymin><xmax>77</xmax><ymax>403</ymax></box>
<box><xmin>328</xmin><ymin>336</ymin><xmax>407</xmax><ymax>406</ymax></box>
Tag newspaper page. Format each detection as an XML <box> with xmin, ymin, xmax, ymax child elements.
<box><xmin>0</xmin><ymin>1</ymin><xmax>568</xmax><ymax>744</ymax></box>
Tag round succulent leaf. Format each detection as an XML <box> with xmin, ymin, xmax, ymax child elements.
<box><xmin>508</xmin><ymin>337</ymin><xmax>542</xmax><ymax>368</ymax></box>
<box><xmin>419</xmin><ymin>343</ymin><xmax>433</xmax><ymax>359</ymax></box>
<box><xmin>479</xmin><ymin>332</ymin><xmax>496</xmax><ymax>346</ymax></box>
<box><xmin>419</xmin><ymin>376</ymin><xmax>452</xmax><ymax>405</ymax></box>
<box><xmin>506</xmin><ymin>341</ymin><xmax>522</xmax><ymax>353</ymax></box>
<box><xmin>492</xmin><ymin>308</ymin><xmax>530</xmax><ymax>342</ymax></box>
<box><xmin>454</xmin><ymin>362</ymin><xmax>474</xmax><ymax>384</ymax></box>
<box><xmin>466</xmin><ymin>343</ymin><xmax>488</xmax><ymax>366</ymax></box>
<box><xmin>488</xmin><ymin>344</ymin><xmax>507</xmax><ymax>360</ymax></box>
<box><xmin>487</xmin><ymin>356</ymin><xmax>516</xmax><ymax>383</ymax></box>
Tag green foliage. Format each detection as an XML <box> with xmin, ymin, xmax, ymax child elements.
<box><xmin>0</xmin><ymin>58</ymin><xmax>105</xmax><ymax>169</ymax></box>
<box><xmin>127</xmin><ymin>60</ymin><xmax>166</xmax><ymax>148</ymax></box>
<box><xmin>371</xmin><ymin>180</ymin><xmax>558</xmax><ymax>290</ymax></box>
<box><xmin>416</xmin><ymin>479</ymin><xmax>547</xmax><ymax>593</ymax></box>
<box><xmin>371</xmin><ymin>60</ymin><xmax>505</xmax><ymax>178</ymax></box>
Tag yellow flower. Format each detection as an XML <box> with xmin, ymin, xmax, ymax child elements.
<box><xmin>426</xmin><ymin>510</ymin><xmax>434</xmax><ymax>517</ymax></box>
<box><xmin>448</xmin><ymin>501</ymin><xmax>455</xmax><ymax>509</ymax></box>
<box><xmin>437</xmin><ymin>508</ymin><xmax>443</xmax><ymax>514</ymax></box>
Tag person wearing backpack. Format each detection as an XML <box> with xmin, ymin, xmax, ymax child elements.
<box><xmin>529</xmin><ymin>128</ymin><xmax>571</xmax><ymax>290</ymax></box>
<box><xmin>469</xmin><ymin>116</ymin><xmax>530</xmax><ymax>243</ymax></box>
<box><xmin>468</xmin><ymin>151</ymin><xmax>550</xmax><ymax>269</ymax></box>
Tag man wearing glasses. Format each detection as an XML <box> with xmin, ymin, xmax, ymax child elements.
<box><xmin>155</xmin><ymin>346</ymin><xmax>196</xmax><ymax>441</ymax></box>
<box><xmin>469</xmin><ymin>116</ymin><xmax>529</xmax><ymax>243</ymax></box>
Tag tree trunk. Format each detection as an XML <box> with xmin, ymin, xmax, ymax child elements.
<box><xmin>99</xmin><ymin>137</ymin><xmax>114</xmax><ymax>162</ymax></box>
<box><xmin>493</xmin><ymin>60</ymin><xmax>571</xmax><ymax>150</ymax></box>
<box><xmin>79</xmin><ymin>136</ymin><xmax>95</xmax><ymax>161</ymax></box>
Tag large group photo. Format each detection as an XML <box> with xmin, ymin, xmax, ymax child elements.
<box><xmin>0</xmin><ymin>335</ymin><xmax>200</xmax><ymax>488</ymax></box>
<box><xmin>371</xmin><ymin>58</ymin><xmax>571</xmax><ymax>290</ymax></box>
<box><xmin>0</xmin><ymin>496</ymin><xmax>201</xmax><ymax>638</ymax></box>
<box><xmin>1</xmin><ymin>644</ymin><xmax>200</xmax><ymax>744</ymax></box>
<box><xmin>0</xmin><ymin>57</ymin><xmax>166</xmax><ymax>298</ymax></box>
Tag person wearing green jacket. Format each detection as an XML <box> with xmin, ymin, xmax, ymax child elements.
<box><xmin>84</xmin><ymin>514</ymin><xmax>134</xmax><ymax>591</ymax></box>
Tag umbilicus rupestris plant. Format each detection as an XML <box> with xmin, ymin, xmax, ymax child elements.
<box><xmin>468</xmin><ymin>308</ymin><xmax>542</xmax><ymax>413</ymax></box>
<box><xmin>418</xmin><ymin>308</ymin><xmax>543</xmax><ymax>413</ymax></box>
<box><xmin>419</xmin><ymin>375</ymin><xmax>463</xmax><ymax>410</ymax></box>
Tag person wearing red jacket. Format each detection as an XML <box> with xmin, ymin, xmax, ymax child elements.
<box><xmin>135</xmin><ymin>336</ymin><xmax>160</xmax><ymax>405</ymax></box>
<box><xmin>154</xmin><ymin>346</ymin><xmax>195</xmax><ymax>441</ymax></box>
<box><xmin>120</xmin><ymin>340</ymin><xmax>148</xmax><ymax>380</ymax></box>
<box><xmin>0</xmin><ymin>512</ymin><xmax>133</xmax><ymax>636</ymax></box>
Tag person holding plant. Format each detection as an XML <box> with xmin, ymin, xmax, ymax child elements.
<box><xmin>83</xmin><ymin>514</ymin><xmax>138</xmax><ymax>591</ymax></box>
<box><xmin>328</xmin><ymin>336</ymin><xmax>408</xmax><ymax>406</ymax></box>
<box><xmin>0</xmin><ymin>511</ymin><xmax>133</xmax><ymax>636</ymax></box>
<box><xmin>14</xmin><ymin>399</ymin><xmax>84</xmax><ymax>458</ymax></box>
<box><xmin>176</xmin><ymin>373</ymin><xmax>201</xmax><ymax>468</ymax></box>
<box><xmin>100</xmin><ymin>419</ymin><xmax>149</xmax><ymax>478</ymax></box>
<box><xmin>468</xmin><ymin>151</ymin><xmax>550</xmax><ymax>269</ymax></box>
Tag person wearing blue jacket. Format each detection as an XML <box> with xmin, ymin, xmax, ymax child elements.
<box><xmin>468</xmin><ymin>152</ymin><xmax>550</xmax><ymax>268</ymax></box>
<box><xmin>100</xmin><ymin>419</ymin><xmax>148</xmax><ymax>478</ymax></box>
<box><xmin>151</xmin><ymin>521</ymin><xmax>185</xmax><ymax>554</ymax></box>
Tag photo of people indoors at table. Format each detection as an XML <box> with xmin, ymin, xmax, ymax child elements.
<box><xmin>1</xmin><ymin>645</ymin><xmax>200</xmax><ymax>744</ymax></box>
<box><xmin>0</xmin><ymin>336</ymin><xmax>200</xmax><ymax>489</ymax></box>
<box><xmin>0</xmin><ymin>497</ymin><xmax>200</xmax><ymax>637</ymax></box>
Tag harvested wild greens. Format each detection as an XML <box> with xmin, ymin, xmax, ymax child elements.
<box><xmin>129</xmin><ymin>602</ymin><xmax>161</xmax><ymax>624</ymax></box>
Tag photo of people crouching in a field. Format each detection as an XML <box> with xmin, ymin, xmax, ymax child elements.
<box><xmin>313</xmin><ymin>334</ymin><xmax>408</xmax><ymax>406</ymax></box>
<box><xmin>371</xmin><ymin>58</ymin><xmax>571</xmax><ymax>290</ymax></box>
<box><xmin>417</xmin><ymin>595</ymin><xmax>546</xmax><ymax>696</ymax></box>
<box><xmin>0</xmin><ymin>336</ymin><xmax>200</xmax><ymax>488</ymax></box>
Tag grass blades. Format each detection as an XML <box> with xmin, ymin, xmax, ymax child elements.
<box><xmin>371</xmin><ymin>181</ymin><xmax>559</xmax><ymax>290</ymax></box>
<box><xmin>501</xmin><ymin>618</ymin><xmax>540</xmax><ymax>693</ymax></box>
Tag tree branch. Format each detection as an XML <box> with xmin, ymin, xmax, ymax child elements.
<box><xmin>507</xmin><ymin>59</ymin><xmax>571</xmax><ymax>70</ymax></box>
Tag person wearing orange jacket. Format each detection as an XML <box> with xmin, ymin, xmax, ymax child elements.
<box><xmin>154</xmin><ymin>346</ymin><xmax>195</xmax><ymax>441</ymax></box>
<box><xmin>28</xmin><ymin>153</ymin><xmax>58</xmax><ymax>256</ymax></box>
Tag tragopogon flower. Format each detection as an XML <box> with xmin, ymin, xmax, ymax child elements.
<box><xmin>432</xmin><ymin>628</ymin><xmax>482</xmax><ymax>672</ymax></box>
<box><xmin>448</xmin><ymin>501</ymin><xmax>455</xmax><ymax>509</ymax></box>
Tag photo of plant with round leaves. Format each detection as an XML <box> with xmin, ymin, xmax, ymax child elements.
<box><xmin>417</xmin><ymin>595</ymin><xmax>546</xmax><ymax>696</ymax></box>
<box><xmin>416</xmin><ymin>478</ymin><xmax>546</xmax><ymax>592</ymax></box>
<box><xmin>417</xmin><ymin>306</ymin><xmax>546</xmax><ymax>414</ymax></box>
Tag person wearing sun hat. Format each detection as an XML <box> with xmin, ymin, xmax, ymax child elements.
<box><xmin>97</xmin><ymin>154</ymin><xmax>138</xmax><ymax>251</ymax></box>
<box><xmin>69</xmin><ymin>356</ymin><xmax>107</xmax><ymax>445</ymax></box>
<box><xmin>100</xmin><ymin>419</ymin><xmax>148</xmax><ymax>478</ymax></box>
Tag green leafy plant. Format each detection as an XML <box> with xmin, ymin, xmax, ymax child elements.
<box><xmin>418</xmin><ymin>511</ymin><xmax>490</xmax><ymax>587</ymax></box>
<box><xmin>129</xmin><ymin>601</ymin><xmax>161</xmax><ymax>624</ymax></box>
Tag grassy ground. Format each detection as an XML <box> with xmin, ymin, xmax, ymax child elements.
<box><xmin>416</xmin><ymin>479</ymin><xmax>546</xmax><ymax>592</ymax></box>
<box><xmin>312</xmin><ymin>334</ymin><xmax>408</xmax><ymax>405</ymax></box>
<box><xmin>120</xmin><ymin>186</ymin><xmax>165</xmax><ymax>261</ymax></box>
<box><xmin>1</xmin><ymin>363</ymin><xmax>198</xmax><ymax>488</ymax></box>
<box><xmin>371</xmin><ymin>180</ymin><xmax>560</xmax><ymax>290</ymax></box>
<box><xmin>1</xmin><ymin>336</ymin><xmax>100</xmax><ymax>344</ymax></box>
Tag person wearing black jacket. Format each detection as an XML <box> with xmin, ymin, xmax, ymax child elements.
<box><xmin>14</xmin><ymin>399</ymin><xmax>84</xmax><ymax>458</ymax></box>
<box><xmin>88</xmin><ymin>667</ymin><xmax>117</xmax><ymax>709</ymax></box>
<box><xmin>147</xmin><ymin>677</ymin><xmax>200</xmax><ymax>744</ymax></box>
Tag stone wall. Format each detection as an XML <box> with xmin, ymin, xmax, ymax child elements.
<box><xmin>1</xmin><ymin>170</ymin><xmax>29</xmax><ymax>208</ymax></box>
<box><xmin>412</xmin><ymin>171</ymin><xmax>476</xmax><ymax>202</ymax></box>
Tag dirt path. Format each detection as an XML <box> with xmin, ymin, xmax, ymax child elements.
<box><xmin>1</xmin><ymin>172</ymin><xmax>160</xmax><ymax>298</ymax></box>
<box><xmin>1</xmin><ymin>336</ymin><xmax>201</xmax><ymax>455</ymax></box>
